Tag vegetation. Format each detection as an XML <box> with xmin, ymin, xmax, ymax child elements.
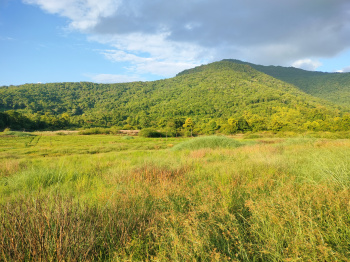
<box><xmin>223</xmin><ymin>59</ymin><xmax>350</xmax><ymax>108</ymax></box>
<box><xmin>1</xmin><ymin>132</ymin><xmax>350</xmax><ymax>260</ymax></box>
<box><xmin>139</xmin><ymin>128</ymin><xmax>163</xmax><ymax>138</ymax></box>
<box><xmin>172</xmin><ymin>135</ymin><xmax>245</xmax><ymax>150</ymax></box>
<box><xmin>1</xmin><ymin>60</ymin><xmax>350</xmax><ymax>134</ymax></box>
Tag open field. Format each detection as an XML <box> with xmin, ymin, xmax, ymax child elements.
<box><xmin>1</xmin><ymin>132</ymin><xmax>350</xmax><ymax>261</ymax></box>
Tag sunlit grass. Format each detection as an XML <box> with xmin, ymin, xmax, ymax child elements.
<box><xmin>172</xmin><ymin>135</ymin><xmax>247</xmax><ymax>151</ymax></box>
<box><xmin>1</xmin><ymin>132</ymin><xmax>350</xmax><ymax>260</ymax></box>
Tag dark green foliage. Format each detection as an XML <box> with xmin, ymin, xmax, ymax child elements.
<box><xmin>0</xmin><ymin>110</ymin><xmax>38</xmax><ymax>131</ymax></box>
<box><xmin>139</xmin><ymin>128</ymin><xmax>163</xmax><ymax>138</ymax></box>
<box><xmin>78</xmin><ymin>127</ymin><xmax>120</xmax><ymax>135</ymax></box>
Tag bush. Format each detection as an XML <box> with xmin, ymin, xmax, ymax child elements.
<box><xmin>78</xmin><ymin>128</ymin><xmax>119</xmax><ymax>135</ymax></box>
<box><xmin>122</xmin><ymin>124</ymin><xmax>134</xmax><ymax>130</ymax></box>
<box><xmin>109</xmin><ymin>126</ymin><xmax>122</xmax><ymax>134</ymax></box>
<box><xmin>139</xmin><ymin>128</ymin><xmax>163</xmax><ymax>138</ymax></box>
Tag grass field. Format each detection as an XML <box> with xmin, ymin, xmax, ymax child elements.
<box><xmin>1</xmin><ymin>132</ymin><xmax>350</xmax><ymax>261</ymax></box>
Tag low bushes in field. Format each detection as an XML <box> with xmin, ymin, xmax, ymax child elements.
<box><xmin>139</xmin><ymin>128</ymin><xmax>163</xmax><ymax>138</ymax></box>
<box><xmin>78</xmin><ymin>127</ymin><xmax>120</xmax><ymax>135</ymax></box>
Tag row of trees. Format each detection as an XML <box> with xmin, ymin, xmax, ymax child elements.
<box><xmin>0</xmin><ymin>111</ymin><xmax>70</xmax><ymax>131</ymax></box>
<box><xmin>2</xmin><ymin>108</ymin><xmax>350</xmax><ymax>135</ymax></box>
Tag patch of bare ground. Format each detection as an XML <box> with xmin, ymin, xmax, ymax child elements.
<box><xmin>119</xmin><ymin>130</ymin><xmax>140</xmax><ymax>136</ymax></box>
<box><xmin>258</xmin><ymin>139</ymin><xmax>283</xmax><ymax>144</ymax></box>
<box><xmin>33</xmin><ymin>130</ymin><xmax>79</xmax><ymax>136</ymax></box>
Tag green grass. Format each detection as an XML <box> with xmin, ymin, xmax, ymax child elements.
<box><xmin>172</xmin><ymin>135</ymin><xmax>246</xmax><ymax>151</ymax></box>
<box><xmin>1</xmin><ymin>132</ymin><xmax>350</xmax><ymax>261</ymax></box>
<box><xmin>1</xmin><ymin>130</ymin><xmax>36</xmax><ymax>137</ymax></box>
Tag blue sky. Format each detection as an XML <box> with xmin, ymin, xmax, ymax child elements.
<box><xmin>0</xmin><ymin>0</ymin><xmax>158</xmax><ymax>85</ymax></box>
<box><xmin>1</xmin><ymin>0</ymin><xmax>350</xmax><ymax>86</ymax></box>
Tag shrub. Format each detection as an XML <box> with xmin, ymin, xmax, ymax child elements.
<box><xmin>78</xmin><ymin>128</ymin><xmax>118</xmax><ymax>135</ymax></box>
<box><xmin>139</xmin><ymin>128</ymin><xmax>163</xmax><ymax>138</ymax></box>
<box><xmin>122</xmin><ymin>124</ymin><xmax>134</xmax><ymax>130</ymax></box>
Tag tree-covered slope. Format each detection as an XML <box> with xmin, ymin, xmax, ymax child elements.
<box><xmin>1</xmin><ymin>61</ymin><xmax>349</xmax><ymax>132</ymax></box>
<box><xmin>220</xmin><ymin>59</ymin><xmax>350</xmax><ymax>107</ymax></box>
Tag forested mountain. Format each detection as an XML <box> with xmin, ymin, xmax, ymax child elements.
<box><xmin>1</xmin><ymin>60</ymin><xmax>350</xmax><ymax>133</ymax></box>
<box><xmin>219</xmin><ymin>59</ymin><xmax>350</xmax><ymax>107</ymax></box>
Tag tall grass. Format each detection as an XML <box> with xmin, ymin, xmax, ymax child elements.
<box><xmin>172</xmin><ymin>135</ymin><xmax>245</xmax><ymax>151</ymax></box>
<box><xmin>1</xmin><ymin>134</ymin><xmax>350</xmax><ymax>260</ymax></box>
<box><xmin>0</xmin><ymin>194</ymin><xmax>157</xmax><ymax>261</ymax></box>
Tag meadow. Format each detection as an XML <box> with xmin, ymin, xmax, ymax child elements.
<box><xmin>1</xmin><ymin>131</ymin><xmax>350</xmax><ymax>261</ymax></box>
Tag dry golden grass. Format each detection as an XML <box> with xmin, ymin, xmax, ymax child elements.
<box><xmin>0</xmin><ymin>159</ymin><xmax>26</xmax><ymax>177</ymax></box>
<box><xmin>189</xmin><ymin>149</ymin><xmax>211</xmax><ymax>158</ymax></box>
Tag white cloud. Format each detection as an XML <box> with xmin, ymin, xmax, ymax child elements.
<box><xmin>23</xmin><ymin>0</ymin><xmax>120</xmax><ymax>30</ymax></box>
<box><xmin>0</xmin><ymin>36</ymin><xmax>15</xmax><ymax>41</ymax></box>
<box><xmin>101</xmin><ymin>50</ymin><xmax>200</xmax><ymax>76</ymax></box>
<box><xmin>336</xmin><ymin>66</ymin><xmax>350</xmax><ymax>73</ymax></box>
<box><xmin>292</xmin><ymin>59</ymin><xmax>322</xmax><ymax>71</ymax></box>
<box><xmin>93</xmin><ymin>33</ymin><xmax>207</xmax><ymax>76</ymax></box>
<box><xmin>88</xmin><ymin>73</ymin><xmax>143</xmax><ymax>83</ymax></box>
<box><xmin>23</xmin><ymin>0</ymin><xmax>350</xmax><ymax>76</ymax></box>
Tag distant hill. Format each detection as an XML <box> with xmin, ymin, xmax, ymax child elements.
<box><xmin>220</xmin><ymin>59</ymin><xmax>350</xmax><ymax>107</ymax></box>
<box><xmin>1</xmin><ymin>60</ymin><xmax>349</xmax><ymax>132</ymax></box>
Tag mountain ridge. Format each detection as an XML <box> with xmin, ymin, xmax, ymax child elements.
<box><xmin>219</xmin><ymin>59</ymin><xmax>350</xmax><ymax>107</ymax></box>
<box><xmin>1</xmin><ymin>60</ymin><xmax>350</xmax><ymax>133</ymax></box>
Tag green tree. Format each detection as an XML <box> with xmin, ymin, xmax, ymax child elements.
<box><xmin>60</xmin><ymin>113</ymin><xmax>70</xmax><ymax>128</ymax></box>
<box><xmin>225</xmin><ymin>118</ymin><xmax>238</xmax><ymax>134</ymax></box>
<box><xmin>183</xmin><ymin>117</ymin><xmax>194</xmax><ymax>137</ymax></box>
<box><xmin>138</xmin><ymin>111</ymin><xmax>151</xmax><ymax>128</ymax></box>
<box><xmin>237</xmin><ymin>117</ymin><xmax>251</xmax><ymax>132</ymax></box>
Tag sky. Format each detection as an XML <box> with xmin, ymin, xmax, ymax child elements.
<box><xmin>1</xmin><ymin>0</ymin><xmax>350</xmax><ymax>86</ymax></box>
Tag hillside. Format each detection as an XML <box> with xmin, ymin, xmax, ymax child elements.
<box><xmin>220</xmin><ymin>59</ymin><xmax>350</xmax><ymax>107</ymax></box>
<box><xmin>1</xmin><ymin>61</ymin><xmax>349</xmax><ymax>133</ymax></box>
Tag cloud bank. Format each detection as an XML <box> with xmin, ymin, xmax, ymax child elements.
<box><xmin>88</xmin><ymin>73</ymin><xmax>143</xmax><ymax>83</ymax></box>
<box><xmin>337</xmin><ymin>66</ymin><xmax>350</xmax><ymax>73</ymax></box>
<box><xmin>23</xmin><ymin>0</ymin><xmax>350</xmax><ymax>76</ymax></box>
